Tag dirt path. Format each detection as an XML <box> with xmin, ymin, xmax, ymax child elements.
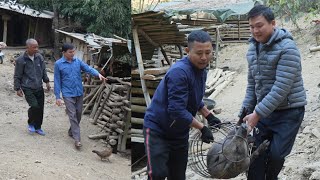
<box><xmin>0</xmin><ymin>55</ymin><xmax>130</xmax><ymax>180</ymax></box>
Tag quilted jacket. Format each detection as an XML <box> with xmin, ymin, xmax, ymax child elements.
<box><xmin>242</xmin><ymin>28</ymin><xmax>307</xmax><ymax>118</ymax></box>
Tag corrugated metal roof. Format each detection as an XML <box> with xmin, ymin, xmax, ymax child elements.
<box><xmin>0</xmin><ymin>1</ymin><xmax>53</xmax><ymax>19</ymax></box>
<box><xmin>55</xmin><ymin>29</ymin><xmax>127</xmax><ymax>49</ymax></box>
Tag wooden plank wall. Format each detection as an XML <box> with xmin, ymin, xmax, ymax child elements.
<box><xmin>178</xmin><ymin>18</ymin><xmax>251</xmax><ymax>42</ymax></box>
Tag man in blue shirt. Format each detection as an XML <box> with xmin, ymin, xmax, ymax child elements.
<box><xmin>54</xmin><ymin>43</ymin><xmax>106</xmax><ymax>148</ymax></box>
<box><xmin>143</xmin><ymin>30</ymin><xmax>221</xmax><ymax>180</ymax></box>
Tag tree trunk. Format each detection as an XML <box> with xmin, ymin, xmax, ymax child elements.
<box><xmin>52</xmin><ymin>0</ymin><xmax>60</xmax><ymax>60</ymax></box>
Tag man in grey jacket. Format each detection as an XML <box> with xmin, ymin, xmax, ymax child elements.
<box><xmin>240</xmin><ymin>5</ymin><xmax>307</xmax><ymax>179</ymax></box>
<box><xmin>14</xmin><ymin>39</ymin><xmax>51</xmax><ymax>136</ymax></box>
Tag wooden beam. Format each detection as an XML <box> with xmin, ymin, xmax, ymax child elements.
<box><xmin>310</xmin><ymin>46</ymin><xmax>320</xmax><ymax>52</ymax></box>
<box><xmin>133</xmin><ymin>26</ymin><xmax>151</xmax><ymax>106</ymax></box>
<box><xmin>214</xmin><ymin>27</ymin><xmax>220</xmax><ymax>68</ymax></box>
<box><xmin>160</xmin><ymin>45</ymin><xmax>171</xmax><ymax>66</ymax></box>
<box><xmin>131</xmin><ymin>67</ymin><xmax>169</xmax><ymax>75</ymax></box>
<box><xmin>131</xmin><ymin>104</ymin><xmax>147</xmax><ymax>113</ymax></box>
<box><xmin>131</xmin><ymin>97</ymin><xmax>146</xmax><ymax>105</ymax></box>
<box><xmin>137</xmin><ymin>28</ymin><xmax>158</xmax><ymax>47</ymax></box>
<box><xmin>131</xmin><ymin>117</ymin><xmax>144</xmax><ymax>125</ymax></box>
<box><xmin>137</xmin><ymin>28</ymin><xmax>171</xmax><ymax>65</ymax></box>
<box><xmin>131</xmin><ymin>80</ymin><xmax>160</xmax><ymax>89</ymax></box>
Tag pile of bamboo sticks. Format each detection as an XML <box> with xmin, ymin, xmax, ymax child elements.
<box><xmin>205</xmin><ymin>68</ymin><xmax>235</xmax><ymax>99</ymax></box>
<box><xmin>83</xmin><ymin>76</ymin><xmax>131</xmax><ymax>151</ymax></box>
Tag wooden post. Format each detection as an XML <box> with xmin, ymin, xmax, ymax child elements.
<box><xmin>1</xmin><ymin>15</ymin><xmax>11</xmax><ymax>44</ymax></box>
<box><xmin>238</xmin><ymin>16</ymin><xmax>241</xmax><ymax>41</ymax></box>
<box><xmin>215</xmin><ymin>27</ymin><xmax>220</xmax><ymax>69</ymax></box>
<box><xmin>120</xmin><ymin>107</ymin><xmax>131</xmax><ymax>151</ymax></box>
<box><xmin>133</xmin><ymin>26</ymin><xmax>151</xmax><ymax>106</ymax></box>
<box><xmin>34</xmin><ymin>18</ymin><xmax>39</xmax><ymax>38</ymax></box>
<box><xmin>178</xmin><ymin>45</ymin><xmax>183</xmax><ymax>59</ymax></box>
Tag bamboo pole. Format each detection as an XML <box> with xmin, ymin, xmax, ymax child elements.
<box><xmin>309</xmin><ymin>46</ymin><xmax>320</xmax><ymax>52</ymax></box>
<box><xmin>133</xmin><ymin>26</ymin><xmax>151</xmax><ymax>106</ymax></box>
<box><xmin>82</xmin><ymin>83</ymin><xmax>104</xmax><ymax>115</ymax></box>
<box><xmin>88</xmin><ymin>133</ymin><xmax>109</xmax><ymax>139</ymax></box>
<box><xmin>131</xmin><ymin>104</ymin><xmax>147</xmax><ymax>113</ymax></box>
<box><xmin>215</xmin><ymin>27</ymin><xmax>220</xmax><ymax>68</ymax></box>
<box><xmin>83</xmin><ymin>85</ymin><xmax>100</xmax><ymax>102</ymax></box>
<box><xmin>131</xmin><ymin>117</ymin><xmax>144</xmax><ymax>125</ymax></box>
<box><xmin>90</xmin><ymin>84</ymin><xmax>107</xmax><ymax>118</ymax></box>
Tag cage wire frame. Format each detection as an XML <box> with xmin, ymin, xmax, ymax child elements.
<box><xmin>188</xmin><ymin>122</ymin><xmax>253</xmax><ymax>178</ymax></box>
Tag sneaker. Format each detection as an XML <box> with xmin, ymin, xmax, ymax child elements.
<box><xmin>28</xmin><ymin>125</ymin><xmax>35</xmax><ymax>134</ymax></box>
<box><xmin>35</xmin><ymin>129</ymin><xmax>46</xmax><ymax>136</ymax></box>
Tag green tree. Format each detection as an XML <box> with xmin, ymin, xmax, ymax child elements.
<box><xmin>262</xmin><ymin>0</ymin><xmax>320</xmax><ymax>28</ymax></box>
<box><xmin>18</xmin><ymin>0</ymin><xmax>131</xmax><ymax>38</ymax></box>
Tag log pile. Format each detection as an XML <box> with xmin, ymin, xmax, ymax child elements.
<box><xmin>83</xmin><ymin>76</ymin><xmax>131</xmax><ymax>151</ymax></box>
<box><xmin>131</xmin><ymin>67</ymin><xmax>166</xmax><ymax>143</ymax></box>
<box><xmin>205</xmin><ymin>68</ymin><xmax>235</xmax><ymax>99</ymax></box>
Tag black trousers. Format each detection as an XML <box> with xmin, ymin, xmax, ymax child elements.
<box><xmin>248</xmin><ymin>107</ymin><xmax>305</xmax><ymax>180</ymax></box>
<box><xmin>23</xmin><ymin>88</ymin><xmax>44</xmax><ymax>130</ymax></box>
<box><xmin>143</xmin><ymin>128</ymin><xmax>189</xmax><ymax>180</ymax></box>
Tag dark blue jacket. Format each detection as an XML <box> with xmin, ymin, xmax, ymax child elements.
<box><xmin>144</xmin><ymin>57</ymin><xmax>206</xmax><ymax>139</ymax></box>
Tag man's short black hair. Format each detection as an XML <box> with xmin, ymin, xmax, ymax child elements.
<box><xmin>62</xmin><ymin>43</ymin><xmax>75</xmax><ymax>52</ymax></box>
<box><xmin>187</xmin><ymin>30</ymin><xmax>212</xmax><ymax>49</ymax></box>
<box><xmin>248</xmin><ymin>5</ymin><xmax>275</xmax><ymax>23</ymax></box>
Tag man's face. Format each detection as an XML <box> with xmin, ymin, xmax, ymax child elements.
<box><xmin>63</xmin><ymin>48</ymin><xmax>76</xmax><ymax>60</ymax></box>
<box><xmin>186</xmin><ymin>41</ymin><xmax>213</xmax><ymax>70</ymax></box>
<box><xmin>249</xmin><ymin>15</ymin><xmax>275</xmax><ymax>43</ymax></box>
<box><xmin>26</xmin><ymin>42</ymin><xmax>39</xmax><ymax>55</ymax></box>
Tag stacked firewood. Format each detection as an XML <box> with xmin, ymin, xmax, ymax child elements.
<box><xmin>83</xmin><ymin>76</ymin><xmax>131</xmax><ymax>151</ymax></box>
<box><xmin>205</xmin><ymin>68</ymin><xmax>235</xmax><ymax>99</ymax></box>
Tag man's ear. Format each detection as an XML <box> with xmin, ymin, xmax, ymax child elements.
<box><xmin>185</xmin><ymin>47</ymin><xmax>190</xmax><ymax>54</ymax></box>
<box><xmin>271</xmin><ymin>20</ymin><xmax>276</xmax><ymax>27</ymax></box>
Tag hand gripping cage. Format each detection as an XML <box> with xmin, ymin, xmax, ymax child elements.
<box><xmin>188</xmin><ymin>122</ymin><xmax>253</xmax><ymax>178</ymax></box>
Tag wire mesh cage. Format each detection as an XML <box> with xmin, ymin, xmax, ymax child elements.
<box><xmin>188</xmin><ymin>122</ymin><xmax>252</xmax><ymax>178</ymax></box>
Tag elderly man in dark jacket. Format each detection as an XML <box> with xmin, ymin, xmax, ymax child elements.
<box><xmin>240</xmin><ymin>5</ymin><xmax>307</xmax><ymax>180</ymax></box>
<box><xmin>14</xmin><ymin>39</ymin><xmax>50</xmax><ymax>136</ymax></box>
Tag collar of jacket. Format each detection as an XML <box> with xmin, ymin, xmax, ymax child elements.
<box><xmin>61</xmin><ymin>56</ymin><xmax>76</xmax><ymax>63</ymax></box>
<box><xmin>23</xmin><ymin>51</ymin><xmax>41</xmax><ymax>61</ymax></box>
<box><xmin>248</xmin><ymin>28</ymin><xmax>284</xmax><ymax>47</ymax></box>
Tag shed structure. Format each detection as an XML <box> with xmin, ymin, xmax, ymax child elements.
<box><xmin>0</xmin><ymin>1</ymin><xmax>53</xmax><ymax>46</ymax></box>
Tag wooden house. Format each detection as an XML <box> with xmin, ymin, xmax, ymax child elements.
<box><xmin>0</xmin><ymin>1</ymin><xmax>53</xmax><ymax>46</ymax></box>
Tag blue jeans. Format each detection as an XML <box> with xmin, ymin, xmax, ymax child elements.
<box><xmin>248</xmin><ymin>107</ymin><xmax>305</xmax><ymax>180</ymax></box>
<box><xmin>143</xmin><ymin>128</ymin><xmax>189</xmax><ymax>180</ymax></box>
